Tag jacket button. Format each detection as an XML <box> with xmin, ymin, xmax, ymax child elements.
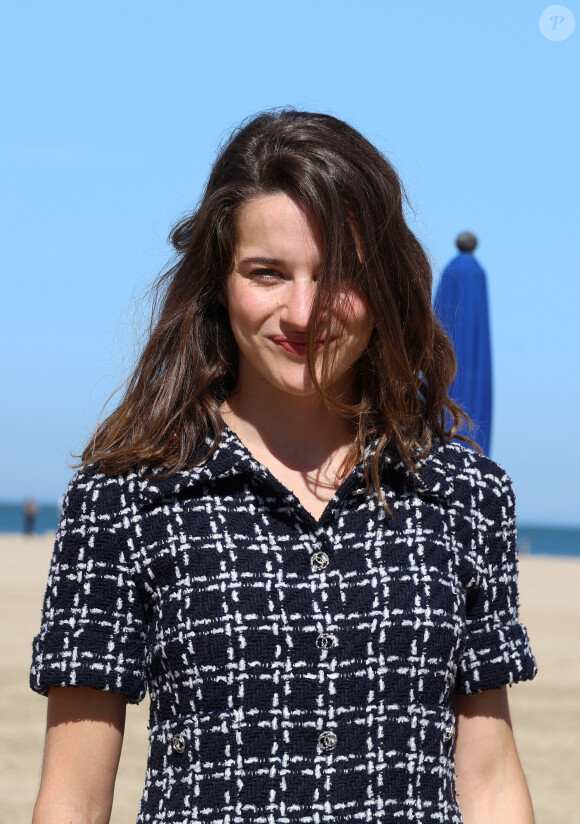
<box><xmin>318</xmin><ymin>730</ymin><xmax>338</xmax><ymax>750</ymax></box>
<box><xmin>443</xmin><ymin>726</ymin><xmax>454</xmax><ymax>742</ymax></box>
<box><xmin>311</xmin><ymin>551</ymin><xmax>330</xmax><ymax>571</ymax></box>
<box><xmin>316</xmin><ymin>632</ymin><xmax>336</xmax><ymax>649</ymax></box>
<box><xmin>172</xmin><ymin>734</ymin><xmax>186</xmax><ymax>754</ymax></box>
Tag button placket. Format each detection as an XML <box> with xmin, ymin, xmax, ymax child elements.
<box><xmin>309</xmin><ymin>533</ymin><xmax>341</xmax><ymax>753</ymax></box>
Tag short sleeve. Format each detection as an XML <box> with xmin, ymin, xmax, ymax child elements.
<box><xmin>454</xmin><ymin>470</ymin><xmax>537</xmax><ymax>694</ymax></box>
<box><xmin>30</xmin><ymin>467</ymin><xmax>147</xmax><ymax>703</ymax></box>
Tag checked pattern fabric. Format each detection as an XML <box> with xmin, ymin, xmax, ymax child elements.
<box><xmin>31</xmin><ymin>427</ymin><xmax>537</xmax><ymax>823</ymax></box>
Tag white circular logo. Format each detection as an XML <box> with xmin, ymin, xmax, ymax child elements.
<box><xmin>539</xmin><ymin>5</ymin><xmax>575</xmax><ymax>40</ymax></box>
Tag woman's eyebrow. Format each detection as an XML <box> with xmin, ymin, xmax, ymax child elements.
<box><xmin>237</xmin><ymin>256</ymin><xmax>285</xmax><ymax>267</ymax></box>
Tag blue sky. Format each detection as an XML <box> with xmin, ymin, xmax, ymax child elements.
<box><xmin>1</xmin><ymin>1</ymin><xmax>578</xmax><ymax>525</ymax></box>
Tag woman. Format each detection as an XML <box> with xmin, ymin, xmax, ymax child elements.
<box><xmin>31</xmin><ymin>109</ymin><xmax>537</xmax><ymax>824</ymax></box>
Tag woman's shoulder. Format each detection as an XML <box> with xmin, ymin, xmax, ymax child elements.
<box><xmin>62</xmin><ymin>454</ymin><xmax>214</xmax><ymax>517</ymax></box>
<box><xmin>59</xmin><ymin>462</ymin><xmax>147</xmax><ymax>527</ymax></box>
<box><xmin>419</xmin><ymin>438</ymin><xmax>514</xmax><ymax>503</ymax></box>
<box><xmin>63</xmin><ymin>461</ymin><xmax>134</xmax><ymax>499</ymax></box>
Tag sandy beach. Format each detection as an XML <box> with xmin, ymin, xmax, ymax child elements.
<box><xmin>1</xmin><ymin>533</ymin><xmax>577</xmax><ymax>824</ymax></box>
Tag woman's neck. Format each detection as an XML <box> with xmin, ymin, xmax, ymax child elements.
<box><xmin>220</xmin><ymin>388</ymin><xmax>356</xmax><ymax>475</ymax></box>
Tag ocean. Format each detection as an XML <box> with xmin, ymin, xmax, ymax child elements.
<box><xmin>1</xmin><ymin>502</ymin><xmax>63</xmax><ymax>535</ymax></box>
<box><xmin>0</xmin><ymin>502</ymin><xmax>578</xmax><ymax>557</ymax></box>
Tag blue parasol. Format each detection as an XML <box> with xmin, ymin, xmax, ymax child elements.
<box><xmin>434</xmin><ymin>232</ymin><xmax>492</xmax><ymax>455</ymax></box>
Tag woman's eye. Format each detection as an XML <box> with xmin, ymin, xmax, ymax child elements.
<box><xmin>250</xmin><ymin>269</ymin><xmax>280</xmax><ymax>280</ymax></box>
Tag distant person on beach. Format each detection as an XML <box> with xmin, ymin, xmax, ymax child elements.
<box><xmin>22</xmin><ymin>499</ymin><xmax>37</xmax><ymax>535</ymax></box>
<box><xmin>30</xmin><ymin>110</ymin><xmax>537</xmax><ymax>824</ymax></box>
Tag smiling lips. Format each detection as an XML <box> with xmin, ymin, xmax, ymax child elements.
<box><xmin>270</xmin><ymin>335</ymin><xmax>332</xmax><ymax>356</ymax></box>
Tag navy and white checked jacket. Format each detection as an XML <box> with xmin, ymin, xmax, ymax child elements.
<box><xmin>31</xmin><ymin>426</ymin><xmax>536</xmax><ymax>823</ymax></box>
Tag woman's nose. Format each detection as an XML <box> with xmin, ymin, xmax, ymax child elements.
<box><xmin>281</xmin><ymin>280</ymin><xmax>317</xmax><ymax>329</ymax></box>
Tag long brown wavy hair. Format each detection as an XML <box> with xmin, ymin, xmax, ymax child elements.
<box><xmin>81</xmin><ymin>109</ymin><xmax>471</xmax><ymax>489</ymax></box>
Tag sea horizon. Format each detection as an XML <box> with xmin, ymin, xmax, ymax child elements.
<box><xmin>1</xmin><ymin>502</ymin><xmax>578</xmax><ymax>557</ymax></box>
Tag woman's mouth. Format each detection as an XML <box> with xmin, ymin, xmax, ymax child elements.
<box><xmin>270</xmin><ymin>336</ymin><xmax>330</xmax><ymax>356</ymax></box>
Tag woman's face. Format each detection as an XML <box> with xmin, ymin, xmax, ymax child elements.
<box><xmin>224</xmin><ymin>192</ymin><xmax>373</xmax><ymax>401</ymax></box>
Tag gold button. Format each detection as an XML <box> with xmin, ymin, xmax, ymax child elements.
<box><xmin>172</xmin><ymin>734</ymin><xmax>186</xmax><ymax>754</ymax></box>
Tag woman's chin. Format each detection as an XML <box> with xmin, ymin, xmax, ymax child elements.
<box><xmin>272</xmin><ymin>380</ymin><xmax>320</xmax><ymax>399</ymax></box>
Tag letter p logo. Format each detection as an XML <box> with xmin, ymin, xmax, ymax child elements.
<box><xmin>539</xmin><ymin>5</ymin><xmax>576</xmax><ymax>40</ymax></box>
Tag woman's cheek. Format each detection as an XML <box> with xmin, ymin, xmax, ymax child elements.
<box><xmin>334</xmin><ymin>291</ymin><xmax>371</xmax><ymax>324</ymax></box>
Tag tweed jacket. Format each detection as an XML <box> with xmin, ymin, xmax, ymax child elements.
<box><xmin>31</xmin><ymin>427</ymin><xmax>537</xmax><ymax>823</ymax></box>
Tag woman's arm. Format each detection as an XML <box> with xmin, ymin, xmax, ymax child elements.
<box><xmin>33</xmin><ymin>686</ymin><xmax>127</xmax><ymax>824</ymax></box>
<box><xmin>451</xmin><ymin>686</ymin><xmax>534</xmax><ymax>824</ymax></box>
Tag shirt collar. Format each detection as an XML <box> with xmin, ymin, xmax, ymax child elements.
<box><xmin>397</xmin><ymin>442</ymin><xmax>457</xmax><ymax>500</ymax></box>
<box><xmin>135</xmin><ymin>427</ymin><xmax>455</xmax><ymax>509</ymax></box>
<box><xmin>135</xmin><ymin>426</ymin><xmax>248</xmax><ymax>507</ymax></box>
<box><xmin>364</xmin><ymin>436</ymin><xmax>457</xmax><ymax>502</ymax></box>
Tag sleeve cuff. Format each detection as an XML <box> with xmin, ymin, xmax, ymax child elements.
<box><xmin>453</xmin><ymin>621</ymin><xmax>538</xmax><ymax>695</ymax></box>
<box><xmin>30</xmin><ymin>637</ymin><xmax>147</xmax><ymax>704</ymax></box>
